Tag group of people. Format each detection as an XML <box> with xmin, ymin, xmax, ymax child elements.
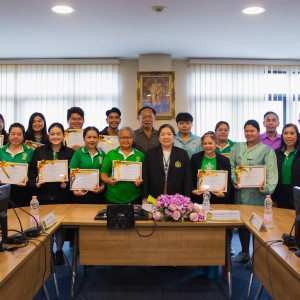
<box><xmin>0</xmin><ymin>107</ymin><xmax>299</xmax><ymax>269</ymax></box>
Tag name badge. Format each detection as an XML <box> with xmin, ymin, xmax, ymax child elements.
<box><xmin>41</xmin><ymin>212</ymin><xmax>57</xmax><ymax>231</ymax></box>
<box><xmin>249</xmin><ymin>212</ymin><xmax>267</xmax><ymax>232</ymax></box>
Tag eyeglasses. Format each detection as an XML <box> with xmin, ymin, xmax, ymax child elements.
<box><xmin>119</xmin><ymin>136</ymin><xmax>133</xmax><ymax>140</ymax></box>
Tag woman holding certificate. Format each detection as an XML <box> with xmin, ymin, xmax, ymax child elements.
<box><xmin>191</xmin><ymin>131</ymin><xmax>231</xmax><ymax>204</ymax></box>
<box><xmin>0</xmin><ymin>123</ymin><xmax>33</xmax><ymax>207</ymax></box>
<box><xmin>142</xmin><ymin>124</ymin><xmax>192</xmax><ymax>200</ymax></box>
<box><xmin>101</xmin><ymin>127</ymin><xmax>144</xmax><ymax>204</ymax></box>
<box><xmin>24</xmin><ymin>112</ymin><xmax>49</xmax><ymax>145</ymax></box>
<box><xmin>28</xmin><ymin>122</ymin><xmax>74</xmax><ymax>265</ymax></box>
<box><xmin>272</xmin><ymin>124</ymin><xmax>300</xmax><ymax>209</ymax></box>
<box><xmin>230</xmin><ymin>119</ymin><xmax>278</xmax><ymax>262</ymax></box>
<box><xmin>69</xmin><ymin>126</ymin><xmax>106</xmax><ymax>204</ymax></box>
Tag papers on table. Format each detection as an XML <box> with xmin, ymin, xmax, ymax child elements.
<box><xmin>0</xmin><ymin>161</ymin><xmax>28</xmax><ymax>186</ymax></box>
<box><xmin>70</xmin><ymin>168</ymin><xmax>99</xmax><ymax>190</ymax></box>
<box><xmin>236</xmin><ymin>165</ymin><xmax>266</xmax><ymax>188</ymax></box>
<box><xmin>64</xmin><ymin>129</ymin><xmax>85</xmax><ymax>148</ymax></box>
<box><xmin>0</xmin><ymin>135</ymin><xmax>3</xmax><ymax>147</ymax></box>
<box><xmin>197</xmin><ymin>170</ymin><xmax>228</xmax><ymax>192</ymax></box>
<box><xmin>24</xmin><ymin>140</ymin><xmax>44</xmax><ymax>150</ymax></box>
<box><xmin>38</xmin><ymin>160</ymin><xmax>68</xmax><ymax>183</ymax></box>
<box><xmin>97</xmin><ymin>135</ymin><xmax>119</xmax><ymax>153</ymax></box>
<box><xmin>112</xmin><ymin>160</ymin><xmax>142</xmax><ymax>181</ymax></box>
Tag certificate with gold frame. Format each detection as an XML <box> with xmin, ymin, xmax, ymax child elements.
<box><xmin>238</xmin><ymin>165</ymin><xmax>266</xmax><ymax>188</ymax></box>
<box><xmin>64</xmin><ymin>129</ymin><xmax>85</xmax><ymax>148</ymax></box>
<box><xmin>0</xmin><ymin>162</ymin><xmax>28</xmax><ymax>186</ymax></box>
<box><xmin>24</xmin><ymin>140</ymin><xmax>44</xmax><ymax>150</ymax></box>
<box><xmin>197</xmin><ymin>170</ymin><xmax>228</xmax><ymax>192</ymax></box>
<box><xmin>70</xmin><ymin>168</ymin><xmax>99</xmax><ymax>190</ymax></box>
<box><xmin>38</xmin><ymin>160</ymin><xmax>68</xmax><ymax>183</ymax></box>
<box><xmin>112</xmin><ymin>161</ymin><xmax>142</xmax><ymax>181</ymax></box>
<box><xmin>97</xmin><ymin>135</ymin><xmax>119</xmax><ymax>153</ymax></box>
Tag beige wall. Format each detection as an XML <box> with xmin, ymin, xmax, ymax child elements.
<box><xmin>119</xmin><ymin>59</ymin><xmax>190</xmax><ymax>132</ymax></box>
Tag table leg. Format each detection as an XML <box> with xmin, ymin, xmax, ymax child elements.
<box><xmin>71</xmin><ymin>227</ymin><xmax>78</xmax><ymax>299</ymax></box>
<box><xmin>226</xmin><ymin>228</ymin><xmax>232</xmax><ymax>299</ymax></box>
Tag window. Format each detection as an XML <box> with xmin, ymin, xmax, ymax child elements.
<box><xmin>0</xmin><ymin>63</ymin><xmax>119</xmax><ymax>130</ymax></box>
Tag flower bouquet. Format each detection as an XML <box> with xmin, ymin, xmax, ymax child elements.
<box><xmin>151</xmin><ymin>194</ymin><xmax>205</xmax><ymax>222</ymax></box>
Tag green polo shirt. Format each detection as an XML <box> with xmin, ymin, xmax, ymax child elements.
<box><xmin>216</xmin><ymin>139</ymin><xmax>236</xmax><ymax>158</ymax></box>
<box><xmin>101</xmin><ymin>147</ymin><xmax>144</xmax><ymax>203</ymax></box>
<box><xmin>0</xmin><ymin>143</ymin><xmax>33</xmax><ymax>163</ymax></box>
<box><xmin>69</xmin><ymin>146</ymin><xmax>105</xmax><ymax>170</ymax></box>
<box><xmin>281</xmin><ymin>148</ymin><xmax>296</xmax><ymax>185</ymax></box>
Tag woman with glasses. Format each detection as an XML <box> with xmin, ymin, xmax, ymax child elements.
<box><xmin>69</xmin><ymin>126</ymin><xmax>106</xmax><ymax>204</ymax></box>
<box><xmin>101</xmin><ymin>127</ymin><xmax>144</xmax><ymax>204</ymax></box>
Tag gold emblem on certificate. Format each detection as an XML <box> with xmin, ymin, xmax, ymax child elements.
<box><xmin>97</xmin><ymin>135</ymin><xmax>119</xmax><ymax>153</ymax></box>
<box><xmin>112</xmin><ymin>160</ymin><xmax>142</xmax><ymax>181</ymax></box>
<box><xmin>197</xmin><ymin>169</ymin><xmax>228</xmax><ymax>192</ymax></box>
<box><xmin>70</xmin><ymin>168</ymin><xmax>99</xmax><ymax>190</ymax></box>
<box><xmin>236</xmin><ymin>165</ymin><xmax>266</xmax><ymax>188</ymax></box>
<box><xmin>38</xmin><ymin>160</ymin><xmax>68</xmax><ymax>183</ymax></box>
<box><xmin>24</xmin><ymin>140</ymin><xmax>44</xmax><ymax>149</ymax></box>
<box><xmin>64</xmin><ymin>129</ymin><xmax>85</xmax><ymax>148</ymax></box>
<box><xmin>0</xmin><ymin>161</ymin><xmax>28</xmax><ymax>186</ymax></box>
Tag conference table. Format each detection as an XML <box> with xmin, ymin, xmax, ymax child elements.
<box><xmin>1</xmin><ymin>204</ymin><xmax>299</xmax><ymax>300</ymax></box>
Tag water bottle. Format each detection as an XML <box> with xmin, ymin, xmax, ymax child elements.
<box><xmin>30</xmin><ymin>196</ymin><xmax>40</xmax><ymax>228</ymax></box>
<box><xmin>264</xmin><ymin>195</ymin><xmax>273</xmax><ymax>228</ymax></box>
<box><xmin>203</xmin><ymin>187</ymin><xmax>211</xmax><ymax>213</ymax></box>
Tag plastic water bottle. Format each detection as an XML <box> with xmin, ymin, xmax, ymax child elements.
<box><xmin>203</xmin><ymin>187</ymin><xmax>211</xmax><ymax>213</ymax></box>
<box><xmin>264</xmin><ymin>195</ymin><xmax>273</xmax><ymax>228</ymax></box>
<box><xmin>30</xmin><ymin>196</ymin><xmax>40</xmax><ymax>228</ymax></box>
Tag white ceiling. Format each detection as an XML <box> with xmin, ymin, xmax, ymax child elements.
<box><xmin>1</xmin><ymin>0</ymin><xmax>300</xmax><ymax>60</ymax></box>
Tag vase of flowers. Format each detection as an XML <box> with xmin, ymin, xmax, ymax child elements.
<box><xmin>151</xmin><ymin>194</ymin><xmax>205</xmax><ymax>222</ymax></box>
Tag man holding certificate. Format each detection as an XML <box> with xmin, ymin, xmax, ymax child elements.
<box><xmin>101</xmin><ymin>127</ymin><xmax>144</xmax><ymax>204</ymax></box>
<box><xmin>230</xmin><ymin>119</ymin><xmax>278</xmax><ymax>263</ymax></box>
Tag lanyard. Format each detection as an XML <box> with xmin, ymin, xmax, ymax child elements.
<box><xmin>163</xmin><ymin>154</ymin><xmax>170</xmax><ymax>194</ymax></box>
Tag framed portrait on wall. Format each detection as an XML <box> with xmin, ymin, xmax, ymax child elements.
<box><xmin>137</xmin><ymin>71</ymin><xmax>175</xmax><ymax>119</ymax></box>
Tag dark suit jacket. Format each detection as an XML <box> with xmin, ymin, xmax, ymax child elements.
<box><xmin>190</xmin><ymin>151</ymin><xmax>232</xmax><ymax>204</ymax></box>
<box><xmin>272</xmin><ymin>147</ymin><xmax>300</xmax><ymax>209</ymax></box>
<box><xmin>142</xmin><ymin>145</ymin><xmax>192</xmax><ymax>199</ymax></box>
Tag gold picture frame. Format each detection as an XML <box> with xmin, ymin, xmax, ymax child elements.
<box><xmin>137</xmin><ymin>71</ymin><xmax>175</xmax><ymax>119</ymax></box>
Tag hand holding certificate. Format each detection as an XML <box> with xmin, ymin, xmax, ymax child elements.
<box><xmin>235</xmin><ymin>165</ymin><xmax>266</xmax><ymax>188</ymax></box>
<box><xmin>97</xmin><ymin>135</ymin><xmax>119</xmax><ymax>153</ymax></box>
<box><xmin>112</xmin><ymin>160</ymin><xmax>142</xmax><ymax>181</ymax></box>
<box><xmin>38</xmin><ymin>160</ymin><xmax>68</xmax><ymax>183</ymax></box>
<box><xmin>0</xmin><ymin>161</ymin><xmax>28</xmax><ymax>186</ymax></box>
<box><xmin>70</xmin><ymin>168</ymin><xmax>99</xmax><ymax>190</ymax></box>
<box><xmin>197</xmin><ymin>170</ymin><xmax>228</xmax><ymax>192</ymax></box>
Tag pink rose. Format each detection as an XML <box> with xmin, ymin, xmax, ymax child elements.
<box><xmin>187</xmin><ymin>203</ymin><xmax>194</xmax><ymax>211</ymax></box>
<box><xmin>194</xmin><ymin>203</ymin><xmax>203</xmax><ymax>213</ymax></box>
<box><xmin>190</xmin><ymin>212</ymin><xmax>199</xmax><ymax>222</ymax></box>
<box><xmin>168</xmin><ymin>203</ymin><xmax>177</xmax><ymax>212</ymax></box>
<box><xmin>172</xmin><ymin>210</ymin><xmax>181</xmax><ymax>220</ymax></box>
<box><xmin>152</xmin><ymin>211</ymin><xmax>163</xmax><ymax>221</ymax></box>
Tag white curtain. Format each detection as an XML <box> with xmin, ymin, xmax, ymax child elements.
<box><xmin>189</xmin><ymin>63</ymin><xmax>300</xmax><ymax>142</ymax></box>
<box><xmin>0</xmin><ymin>63</ymin><xmax>119</xmax><ymax>130</ymax></box>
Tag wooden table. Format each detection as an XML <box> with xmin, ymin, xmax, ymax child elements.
<box><xmin>0</xmin><ymin>204</ymin><xmax>74</xmax><ymax>300</ymax></box>
<box><xmin>61</xmin><ymin>204</ymin><xmax>244</xmax><ymax>298</ymax></box>
<box><xmin>240</xmin><ymin>205</ymin><xmax>300</xmax><ymax>299</ymax></box>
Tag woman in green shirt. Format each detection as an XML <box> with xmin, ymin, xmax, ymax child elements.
<box><xmin>0</xmin><ymin>123</ymin><xmax>33</xmax><ymax>207</ymax></box>
<box><xmin>272</xmin><ymin>123</ymin><xmax>300</xmax><ymax>209</ymax></box>
<box><xmin>69</xmin><ymin>126</ymin><xmax>106</xmax><ymax>204</ymax></box>
<box><xmin>215</xmin><ymin>121</ymin><xmax>236</xmax><ymax>158</ymax></box>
